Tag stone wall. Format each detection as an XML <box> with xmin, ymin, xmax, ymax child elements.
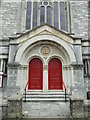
<box><xmin>84</xmin><ymin>100</ymin><xmax>90</xmax><ymax>118</ymax></box>
<box><xmin>70</xmin><ymin>1</ymin><xmax>88</xmax><ymax>40</ymax></box>
<box><xmin>0</xmin><ymin>0</ymin><xmax>24</xmax><ymax>39</ymax></box>
<box><xmin>70</xmin><ymin>96</ymin><xmax>90</xmax><ymax>118</ymax></box>
<box><xmin>0</xmin><ymin>0</ymin><xmax>89</xmax><ymax>40</ymax></box>
<box><xmin>2</xmin><ymin>94</ymin><xmax>22</xmax><ymax>119</ymax></box>
<box><xmin>3</xmin><ymin>63</ymin><xmax>20</xmax><ymax>98</ymax></box>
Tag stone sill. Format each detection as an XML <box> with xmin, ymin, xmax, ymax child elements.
<box><xmin>84</xmin><ymin>100</ymin><xmax>90</xmax><ymax>106</ymax></box>
<box><xmin>84</xmin><ymin>75</ymin><xmax>90</xmax><ymax>78</ymax></box>
<box><xmin>70</xmin><ymin>95</ymin><xmax>84</xmax><ymax>101</ymax></box>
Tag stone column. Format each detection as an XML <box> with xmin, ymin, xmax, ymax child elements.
<box><xmin>71</xmin><ymin>64</ymin><xmax>87</xmax><ymax>99</ymax></box>
<box><xmin>43</xmin><ymin>65</ymin><xmax>48</xmax><ymax>92</ymax></box>
<box><xmin>16</xmin><ymin>65</ymin><xmax>28</xmax><ymax>94</ymax></box>
<box><xmin>5</xmin><ymin>63</ymin><xmax>20</xmax><ymax>97</ymax></box>
<box><xmin>63</xmin><ymin>65</ymin><xmax>72</xmax><ymax>95</ymax></box>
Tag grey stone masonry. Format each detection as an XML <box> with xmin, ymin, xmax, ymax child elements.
<box><xmin>7</xmin><ymin>93</ymin><xmax>22</xmax><ymax>119</ymax></box>
<box><xmin>7</xmin><ymin>63</ymin><xmax>20</xmax><ymax>87</ymax></box>
<box><xmin>84</xmin><ymin>100</ymin><xmax>90</xmax><ymax>118</ymax></box>
<box><xmin>1</xmin><ymin>99</ymin><xmax>8</xmax><ymax>119</ymax></box>
<box><xmin>70</xmin><ymin>1</ymin><xmax>88</xmax><ymax>40</ymax></box>
<box><xmin>0</xmin><ymin>0</ymin><xmax>23</xmax><ymax>39</ymax></box>
<box><xmin>70</xmin><ymin>96</ymin><xmax>84</xmax><ymax>118</ymax></box>
<box><xmin>71</xmin><ymin>64</ymin><xmax>87</xmax><ymax>99</ymax></box>
<box><xmin>2</xmin><ymin>94</ymin><xmax>22</xmax><ymax>119</ymax></box>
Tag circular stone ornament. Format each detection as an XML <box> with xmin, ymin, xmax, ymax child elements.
<box><xmin>41</xmin><ymin>46</ymin><xmax>50</xmax><ymax>57</ymax></box>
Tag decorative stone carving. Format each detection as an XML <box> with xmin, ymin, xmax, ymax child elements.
<box><xmin>40</xmin><ymin>46</ymin><xmax>50</xmax><ymax>57</ymax></box>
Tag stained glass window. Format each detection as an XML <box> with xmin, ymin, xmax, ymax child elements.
<box><xmin>26</xmin><ymin>2</ymin><xmax>31</xmax><ymax>29</ymax></box>
<box><xmin>44</xmin><ymin>2</ymin><xmax>48</xmax><ymax>5</ymax></box>
<box><xmin>40</xmin><ymin>6</ymin><xmax>45</xmax><ymax>24</ymax></box>
<box><xmin>47</xmin><ymin>6</ymin><xmax>52</xmax><ymax>25</ymax></box>
<box><xmin>60</xmin><ymin>2</ymin><xmax>66</xmax><ymax>30</ymax></box>
<box><xmin>26</xmin><ymin>1</ymin><xmax>68</xmax><ymax>31</ymax></box>
<box><xmin>33</xmin><ymin>2</ymin><xmax>38</xmax><ymax>27</ymax></box>
<box><xmin>53</xmin><ymin>2</ymin><xmax>59</xmax><ymax>28</ymax></box>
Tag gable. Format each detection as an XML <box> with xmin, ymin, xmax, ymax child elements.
<box><xmin>9</xmin><ymin>24</ymin><xmax>81</xmax><ymax>45</ymax></box>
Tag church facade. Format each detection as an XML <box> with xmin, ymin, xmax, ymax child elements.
<box><xmin>0</xmin><ymin>0</ymin><xmax>90</xmax><ymax>119</ymax></box>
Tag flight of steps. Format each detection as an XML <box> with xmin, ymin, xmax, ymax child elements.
<box><xmin>23</xmin><ymin>91</ymin><xmax>69</xmax><ymax>102</ymax></box>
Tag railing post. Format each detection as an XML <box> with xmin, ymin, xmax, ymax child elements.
<box><xmin>25</xmin><ymin>89</ymin><xmax>26</xmax><ymax>102</ymax></box>
<box><xmin>24</xmin><ymin>81</ymin><xmax>29</xmax><ymax>102</ymax></box>
<box><xmin>65</xmin><ymin>89</ymin><xmax>66</xmax><ymax>102</ymax></box>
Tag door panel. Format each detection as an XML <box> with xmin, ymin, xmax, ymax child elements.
<box><xmin>28</xmin><ymin>58</ymin><xmax>43</xmax><ymax>90</ymax></box>
<box><xmin>48</xmin><ymin>58</ymin><xmax>63</xmax><ymax>90</ymax></box>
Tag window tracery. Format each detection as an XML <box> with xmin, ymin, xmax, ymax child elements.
<box><xmin>26</xmin><ymin>0</ymin><xmax>69</xmax><ymax>31</ymax></box>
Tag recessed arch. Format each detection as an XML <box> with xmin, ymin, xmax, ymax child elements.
<box><xmin>26</xmin><ymin>55</ymin><xmax>44</xmax><ymax>66</ymax></box>
<box><xmin>46</xmin><ymin>55</ymin><xmax>65</xmax><ymax>66</ymax></box>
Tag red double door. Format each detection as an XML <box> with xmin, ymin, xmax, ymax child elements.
<box><xmin>28</xmin><ymin>58</ymin><xmax>63</xmax><ymax>90</ymax></box>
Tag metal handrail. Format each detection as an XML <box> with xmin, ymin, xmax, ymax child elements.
<box><xmin>24</xmin><ymin>81</ymin><xmax>29</xmax><ymax>102</ymax></box>
<box><xmin>24</xmin><ymin>80</ymin><xmax>67</xmax><ymax>102</ymax></box>
<box><xmin>24</xmin><ymin>81</ymin><xmax>29</xmax><ymax>91</ymax></box>
<box><xmin>62</xmin><ymin>80</ymin><xmax>67</xmax><ymax>102</ymax></box>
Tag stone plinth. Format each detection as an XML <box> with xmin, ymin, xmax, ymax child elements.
<box><xmin>84</xmin><ymin>100</ymin><xmax>90</xmax><ymax>118</ymax></box>
<box><xmin>70</xmin><ymin>95</ymin><xmax>84</xmax><ymax>118</ymax></box>
<box><xmin>1</xmin><ymin>99</ymin><xmax>8</xmax><ymax>119</ymax></box>
<box><xmin>7</xmin><ymin>94</ymin><xmax>22</xmax><ymax>119</ymax></box>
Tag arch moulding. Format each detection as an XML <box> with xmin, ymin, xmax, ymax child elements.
<box><xmin>15</xmin><ymin>35</ymin><xmax>76</xmax><ymax>64</ymax></box>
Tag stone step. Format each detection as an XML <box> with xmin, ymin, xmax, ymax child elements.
<box><xmin>24</xmin><ymin>91</ymin><xmax>67</xmax><ymax>95</ymax></box>
<box><xmin>23</xmin><ymin>94</ymin><xmax>68</xmax><ymax>98</ymax></box>
<box><xmin>23</xmin><ymin>98</ymin><xmax>69</xmax><ymax>102</ymax></box>
<box><xmin>23</xmin><ymin>91</ymin><xmax>69</xmax><ymax>102</ymax></box>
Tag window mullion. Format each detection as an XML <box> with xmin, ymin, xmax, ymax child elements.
<box><xmin>52</xmin><ymin>2</ymin><xmax>54</xmax><ymax>26</ymax></box>
<box><xmin>45</xmin><ymin>6</ymin><xmax>47</xmax><ymax>23</ymax></box>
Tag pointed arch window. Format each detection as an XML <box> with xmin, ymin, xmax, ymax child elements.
<box><xmin>53</xmin><ymin>2</ymin><xmax>59</xmax><ymax>28</ymax></box>
<box><xmin>33</xmin><ymin>2</ymin><xmax>38</xmax><ymax>27</ymax></box>
<box><xmin>60</xmin><ymin>1</ymin><xmax>66</xmax><ymax>30</ymax></box>
<box><xmin>26</xmin><ymin>1</ymin><xmax>32</xmax><ymax>29</ymax></box>
<box><xmin>47</xmin><ymin>6</ymin><xmax>52</xmax><ymax>25</ymax></box>
<box><xmin>40</xmin><ymin>6</ymin><xmax>45</xmax><ymax>24</ymax></box>
<box><xmin>26</xmin><ymin>1</ymin><xmax>69</xmax><ymax>31</ymax></box>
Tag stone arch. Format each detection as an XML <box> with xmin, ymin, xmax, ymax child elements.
<box><xmin>46</xmin><ymin>55</ymin><xmax>65</xmax><ymax>66</ymax></box>
<box><xmin>15</xmin><ymin>35</ymin><xmax>76</xmax><ymax>65</ymax></box>
<box><xmin>25</xmin><ymin>54</ymin><xmax>45</xmax><ymax>66</ymax></box>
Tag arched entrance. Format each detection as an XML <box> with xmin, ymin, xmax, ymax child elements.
<box><xmin>48</xmin><ymin>58</ymin><xmax>63</xmax><ymax>90</ymax></box>
<box><xmin>28</xmin><ymin>58</ymin><xmax>43</xmax><ymax>90</ymax></box>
